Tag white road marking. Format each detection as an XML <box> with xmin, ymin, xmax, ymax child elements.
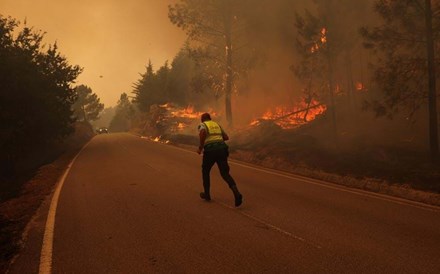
<box><xmin>140</xmin><ymin>137</ymin><xmax>440</xmax><ymax>212</ymax></box>
<box><xmin>39</xmin><ymin>141</ymin><xmax>91</xmax><ymax>274</ymax></box>
<box><xmin>229</xmin><ymin>161</ymin><xmax>440</xmax><ymax>213</ymax></box>
<box><xmin>215</xmin><ymin>201</ymin><xmax>322</xmax><ymax>249</ymax></box>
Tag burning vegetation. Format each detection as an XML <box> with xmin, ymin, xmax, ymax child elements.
<box><xmin>122</xmin><ymin>0</ymin><xmax>440</xmax><ymax>193</ymax></box>
<box><xmin>250</xmin><ymin>99</ymin><xmax>327</xmax><ymax>129</ymax></box>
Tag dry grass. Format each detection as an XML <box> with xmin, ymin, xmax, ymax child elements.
<box><xmin>231</xmin><ymin>149</ymin><xmax>440</xmax><ymax>206</ymax></box>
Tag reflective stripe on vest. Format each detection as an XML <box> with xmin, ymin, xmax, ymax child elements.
<box><xmin>203</xmin><ymin>121</ymin><xmax>223</xmax><ymax>145</ymax></box>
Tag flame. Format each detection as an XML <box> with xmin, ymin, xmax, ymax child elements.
<box><xmin>159</xmin><ymin>103</ymin><xmax>173</xmax><ymax>110</ymax></box>
<box><xmin>355</xmin><ymin>82</ymin><xmax>365</xmax><ymax>91</ymax></box>
<box><xmin>159</xmin><ymin>103</ymin><xmax>218</xmax><ymax>133</ymax></box>
<box><xmin>177</xmin><ymin>122</ymin><xmax>186</xmax><ymax>129</ymax></box>
<box><xmin>250</xmin><ymin>99</ymin><xmax>326</xmax><ymax>129</ymax></box>
<box><xmin>320</xmin><ymin>28</ymin><xmax>327</xmax><ymax>44</ymax></box>
<box><xmin>311</xmin><ymin>27</ymin><xmax>327</xmax><ymax>53</ymax></box>
<box><xmin>171</xmin><ymin>105</ymin><xmax>204</xmax><ymax>119</ymax></box>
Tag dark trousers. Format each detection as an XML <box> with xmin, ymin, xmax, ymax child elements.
<box><xmin>202</xmin><ymin>148</ymin><xmax>236</xmax><ymax>194</ymax></box>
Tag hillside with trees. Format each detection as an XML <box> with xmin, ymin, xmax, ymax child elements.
<box><xmin>124</xmin><ymin>0</ymin><xmax>439</xmax><ymax>194</ymax></box>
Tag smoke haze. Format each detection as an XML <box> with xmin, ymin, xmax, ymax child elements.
<box><xmin>0</xmin><ymin>0</ymin><xmax>186</xmax><ymax>106</ymax></box>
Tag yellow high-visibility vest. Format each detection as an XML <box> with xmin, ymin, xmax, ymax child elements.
<box><xmin>203</xmin><ymin>121</ymin><xmax>224</xmax><ymax>145</ymax></box>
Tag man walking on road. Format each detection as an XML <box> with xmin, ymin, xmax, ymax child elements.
<box><xmin>197</xmin><ymin>113</ymin><xmax>243</xmax><ymax>207</ymax></box>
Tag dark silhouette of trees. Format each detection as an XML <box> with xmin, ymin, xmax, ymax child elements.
<box><xmin>72</xmin><ymin>85</ymin><xmax>104</xmax><ymax>123</ymax></box>
<box><xmin>132</xmin><ymin>60</ymin><xmax>166</xmax><ymax>111</ymax></box>
<box><xmin>109</xmin><ymin>93</ymin><xmax>134</xmax><ymax>132</ymax></box>
<box><xmin>132</xmin><ymin>49</ymin><xmax>209</xmax><ymax>111</ymax></box>
<box><xmin>0</xmin><ymin>16</ymin><xmax>82</xmax><ymax>175</ymax></box>
<box><xmin>167</xmin><ymin>46</ymin><xmax>194</xmax><ymax>106</ymax></box>
<box><xmin>361</xmin><ymin>0</ymin><xmax>440</xmax><ymax>159</ymax></box>
<box><xmin>425</xmin><ymin>0</ymin><xmax>439</xmax><ymax>160</ymax></box>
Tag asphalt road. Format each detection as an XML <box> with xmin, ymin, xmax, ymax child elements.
<box><xmin>10</xmin><ymin>133</ymin><xmax>440</xmax><ymax>273</ymax></box>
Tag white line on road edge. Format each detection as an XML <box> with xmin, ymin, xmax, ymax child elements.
<box><xmin>216</xmin><ymin>201</ymin><xmax>322</xmax><ymax>249</ymax></box>
<box><xmin>38</xmin><ymin>141</ymin><xmax>91</xmax><ymax>274</ymax></box>
<box><xmin>149</xmin><ymin>140</ymin><xmax>440</xmax><ymax>212</ymax></box>
<box><xmin>229</xmin><ymin>161</ymin><xmax>440</xmax><ymax>212</ymax></box>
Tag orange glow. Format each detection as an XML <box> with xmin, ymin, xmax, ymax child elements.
<box><xmin>1</xmin><ymin>0</ymin><xmax>186</xmax><ymax>107</ymax></box>
<box><xmin>250</xmin><ymin>99</ymin><xmax>326</xmax><ymax>129</ymax></box>
<box><xmin>320</xmin><ymin>28</ymin><xmax>327</xmax><ymax>44</ymax></box>
<box><xmin>160</xmin><ymin>103</ymin><xmax>217</xmax><ymax>133</ymax></box>
<box><xmin>355</xmin><ymin>82</ymin><xmax>365</xmax><ymax>91</ymax></box>
<box><xmin>171</xmin><ymin>105</ymin><xmax>204</xmax><ymax>119</ymax></box>
<box><xmin>311</xmin><ymin>27</ymin><xmax>327</xmax><ymax>53</ymax></box>
<box><xmin>177</xmin><ymin>122</ymin><xmax>186</xmax><ymax>129</ymax></box>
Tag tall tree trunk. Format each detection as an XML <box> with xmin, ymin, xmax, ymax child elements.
<box><xmin>323</xmin><ymin>3</ymin><xmax>338</xmax><ymax>146</ymax></box>
<box><xmin>224</xmin><ymin>2</ymin><xmax>233</xmax><ymax>127</ymax></box>
<box><xmin>82</xmin><ymin>105</ymin><xmax>87</xmax><ymax>123</ymax></box>
<box><xmin>345</xmin><ymin>51</ymin><xmax>355</xmax><ymax>113</ymax></box>
<box><xmin>328</xmin><ymin>55</ymin><xmax>338</xmax><ymax>145</ymax></box>
<box><xmin>425</xmin><ymin>0</ymin><xmax>439</xmax><ymax>160</ymax></box>
<box><xmin>303</xmin><ymin>57</ymin><xmax>316</xmax><ymax>122</ymax></box>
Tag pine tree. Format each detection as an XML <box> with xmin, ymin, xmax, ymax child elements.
<box><xmin>361</xmin><ymin>0</ymin><xmax>440</xmax><ymax>159</ymax></box>
<box><xmin>72</xmin><ymin>85</ymin><xmax>104</xmax><ymax>123</ymax></box>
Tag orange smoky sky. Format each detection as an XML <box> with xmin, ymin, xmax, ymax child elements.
<box><xmin>0</xmin><ymin>0</ymin><xmax>186</xmax><ymax>107</ymax></box>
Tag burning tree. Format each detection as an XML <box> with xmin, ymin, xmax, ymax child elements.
<box><xmin>293</xmin><ymin>0</ymin><xmax>373</xmax><ymax>143</ymax></box>
<box><xmin>361</xmin><ymin>0</ymin><xmax>440</xmax><ymax>160</ymax></box>
<box><xmin>250</xmin><ymin>99</ymin><xmax>327</xmax><ymax>130</ymax></box>
<box><xmin>168</xmin><ymin>0</ymin><xmax>256</xmax><ymax>127</ymax></box>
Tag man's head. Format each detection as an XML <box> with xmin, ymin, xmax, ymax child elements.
<box><xmin>201</xmin><ymin>113</ymin><xmax>211</xmax><ymax>122</ymax></box>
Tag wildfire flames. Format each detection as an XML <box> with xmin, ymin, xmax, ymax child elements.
<box><xmin>311</xmin><ymin>28</ymin><xmax>327</xmax><ymax>53</ymax></box>
<box><xmin>250</xmin><ymin>99</ymin><xmax>327</xmax><ymax>129</ymax></box>
<box><xmin>170</xmin><ymin>105</ymin><xmax>204</xmax><ymax>119</ymax></box>
<box><xmin>157</xmin><ymin>103</ymin><xmax>217</xmax><ymax>133</ymax></box>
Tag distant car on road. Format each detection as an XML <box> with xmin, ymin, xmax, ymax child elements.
<box><xmin>97</xmin><ymin>127</ymin><xmax>108</xmax><ymax>134</ymax></box>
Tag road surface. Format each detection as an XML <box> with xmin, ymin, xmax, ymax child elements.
<box><xmin>9</xmin><ymin>133</ymin><xmax>440</xmax><ymax>273</ymax></box>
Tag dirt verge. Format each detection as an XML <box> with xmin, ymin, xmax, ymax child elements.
<box><xmin>0</xmin><ymin>122</ymin><xmax>94</xmax><ymax>273</ymax></box>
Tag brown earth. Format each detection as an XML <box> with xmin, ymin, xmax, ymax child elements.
<box><xmin>0</xmin><ymin>122</ymin><xmax>94</xmax><ymax>273</ymax></box>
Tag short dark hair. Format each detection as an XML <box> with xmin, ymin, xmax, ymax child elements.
<box><xmin>201</xmin><ymin>113</ymin><xmax>211</xmax><ymax>122</ymax></box>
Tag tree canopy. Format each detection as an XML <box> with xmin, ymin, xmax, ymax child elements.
<box><xmin>72</xmin><ymin>85</ymin><xmax>104</xmax><ymax>123</ymax></box>
<box><xmin>169</xmin><ymin>0</ymin><xmax>257</xmax><ymax>126</ymax></box>
<box><xmin>109</xmin><ymin>93</ymin><xmax>135</xmax><ymax>132</ymax></box>
<box><xmin>362</xmin><ymin>0</ymin><xmax>440</xmax><ymax>158</ymax></box>
<box><xmin>0</xmin><ymin>16</ymin><xmax>82</xmax><ymax>174</ymax></box>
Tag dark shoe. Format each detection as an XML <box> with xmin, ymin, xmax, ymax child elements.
<box><xmin>234</xmin><ymin>193</ymin><xmax>243</xmax><ymax>207</ymax></box>
<box><xmin>230</xmin><ymin>185</ymin><xmax>242</xmax><ymax>207</ymax></box>
<box><xmin>200</xmin><ymin>192</ymin><xmax>211</xmax><ymax>201</ymax></box>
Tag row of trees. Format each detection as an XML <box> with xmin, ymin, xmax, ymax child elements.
<box><xmin>132</xmin><ymin>46</ymin><xmax>215</xmax><ymax>112</ymax></box>
<box><xmin>109</xmin><ymin>93</ymin><xmax>134</xmax><ymax>132</ymax></box>
<box><xmin>294</xmin><ymin>0</ymin><xmax>439</xmax><ymax>159</ymax></box>
<box><xmin>362</xmin><ymin>0</ymin><xmax>439</xmax><ymax>159</ymax></box>
<box><xmin>0</xmin><ymin>16</ymin><xmax>105</xmax><ymax>176</ymax></box>
<box><xmin>159</xmin><ymin>0</ymin><xmax>439</xmax><ymax>160</ymax></box>
<box><xmin>0</xmin><ymin>16</ymin><xmax>81</xmax><ymax>174</ymax></box>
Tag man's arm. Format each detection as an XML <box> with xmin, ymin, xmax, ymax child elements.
<box><xmin>222</xmin><ymin>131</ymin><xmax>229</xmax><ymax>141</ymax></box>
<box><xmin>198</xmin><ymin>129</ymin><xmax>207</xmax><ymax>154</ymax></box>
<box><xmin>221</xmin><ymin>126</ymin><xmax>229</xmax><ymax>141</ymax></box>
<box><xmin>199</xmin><ymin>129</ymin><xmax>207</xmax><ymax>147</ymax></box>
